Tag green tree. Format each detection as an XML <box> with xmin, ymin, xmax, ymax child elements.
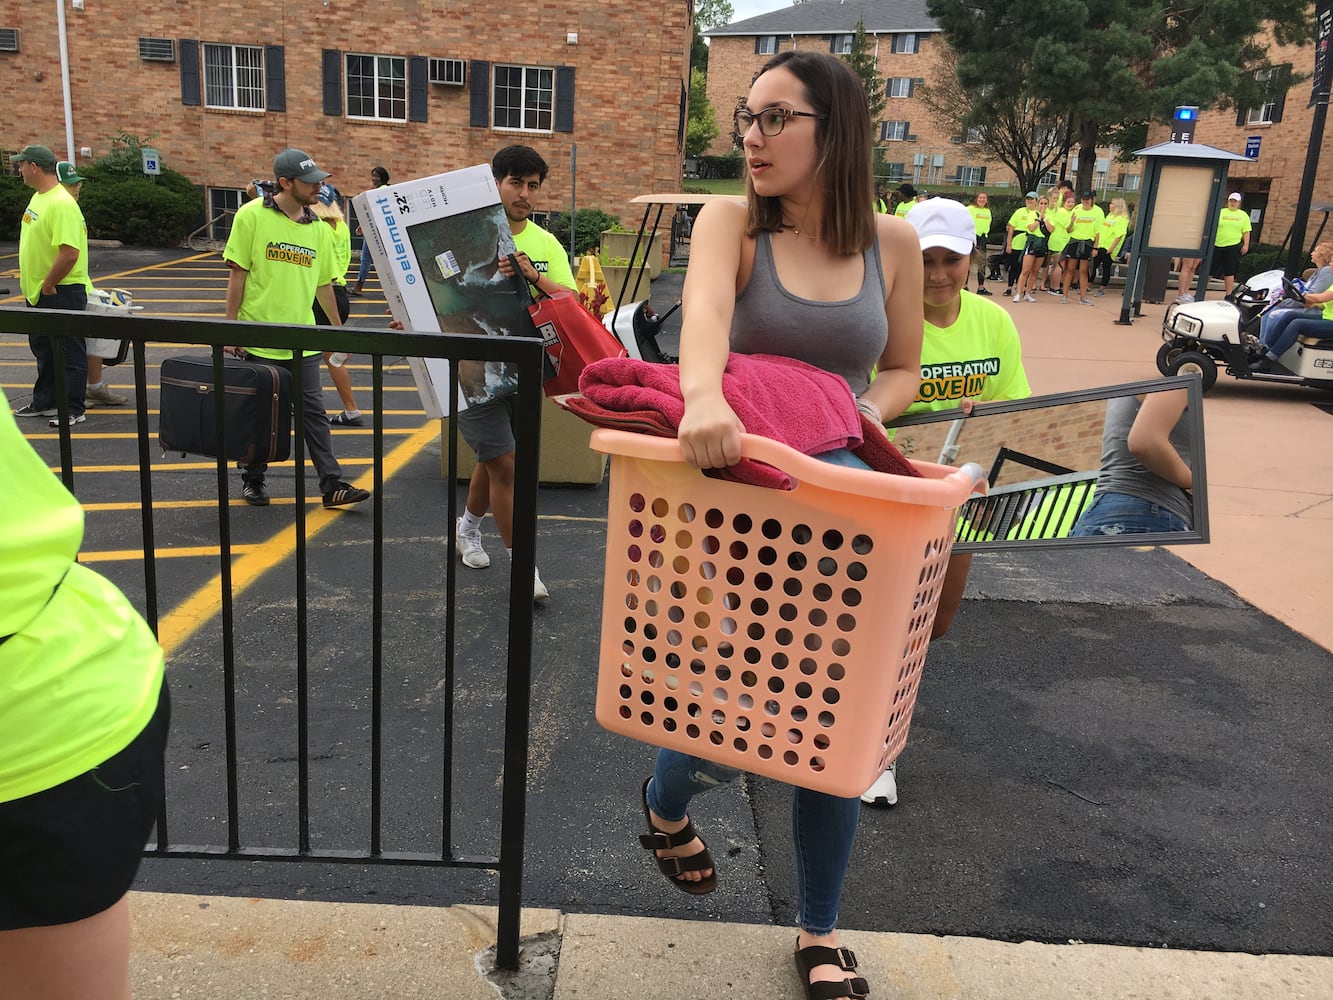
<box><xmin>686</xmin><ymin>68</ymin><xmax>721</xmax><ymax>157</ymax></box>
<box><xmin>841</xmin><ymin>19</ymin><xmax>886</xmax><ymax>140</ymax></box>
<box><xmin>917</xmin><ymin>46</ymin><xmax>1068</xmax><ymax>194</ymax></box>
<box><xmin>927</xmin><ymin>0</ymin><xmax>1313</xmax><ymax>194</ymax></box>
<box><xmin>691</xmin><ymin>0</ymin><xmax>734</xmax><ymax>75</ymax></box>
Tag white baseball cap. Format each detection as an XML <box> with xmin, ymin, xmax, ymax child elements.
<box><xmin>1228</xmin><ymin>191</ymin><xmax>1242</xmax><ymax>201</ymax></box>
<box><xmin>906</xmin><ymin>198</ymin><xmax>976</xmax><ymax>255</ymax></box>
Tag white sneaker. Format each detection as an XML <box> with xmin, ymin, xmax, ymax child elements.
<box><xmin>860</xmin><ymin>762</ymin><xmax>898</xmax><ymax>807</ymax></box>
<box><xmin>1024</xmin><ymin>293</ymin><xmax>1037</xmax><ymax>302</ymax></box>
<box><xmin>533</xmin><ymin>567</ymin><xmax>550</xmax><ymax>604</ymax></box>
<box><xmin>1012</xmin><ymin>293</ymin><xmax>1021</xmax><ymax>303</ymax></box>
<box><xmin>455</xmin><ymin>518</ymin><xmax>490</xmax><ymax>569</ymax></box>
<box><xmin>1174</xmin><ymin>293</ymin><xmax>1195</xmax><ymax>304</ymax></box>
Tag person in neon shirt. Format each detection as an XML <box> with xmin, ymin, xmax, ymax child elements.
<box><xmin>1060</xmin><ymin>191</ymin><xmax>1105</xmax><ymax>305</ymax></box>
<box><xmin>1092</xmin><ymin>197</ymin><xmax>1130</xmax><ymax>296</ymax></box>
<box><xmin>968</xmin><ymin>191</ymin><xmax>993</xmax><ymax>295</ymax></box>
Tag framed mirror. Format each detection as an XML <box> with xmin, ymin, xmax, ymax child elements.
<box><xmin>885</xmin><ymin>376</ymin><xmax>1208</xmax><ymax>552</ymax></box>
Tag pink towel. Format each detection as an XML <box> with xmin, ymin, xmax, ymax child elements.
<box><xmin>571</xmin><ymin>354</ymin><xmax>920</xmax><ymax>487</ymax></box>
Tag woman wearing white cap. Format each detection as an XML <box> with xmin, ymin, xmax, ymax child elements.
<box><xmin>859</xmin><ymin>197</ymin><xmax>1031</xmax><ymax>810</ymax></box>
<box><xmin>1212</xmin><ymin>192</ymin><xmax>1251</xmax><ymax>297</ymax></box>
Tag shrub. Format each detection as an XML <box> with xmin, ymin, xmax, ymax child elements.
<box><xmin>0</xmin><ymin>174</ymin><xmax>29</xmax><ymax>241</ymax></box>
<box><xmin>546</xmin><ymin>208</ymin><xmax>619</xmax><ymax>255</ymax></box>
<box><xmin>79</xmin><ymin>176</ymin><xmax>202</xmax><ymax>246</ymax></box>
<box><xmin>697</xmin><ymin>154</ymin><xmax>743</xmax><ymax>180</ymax></box>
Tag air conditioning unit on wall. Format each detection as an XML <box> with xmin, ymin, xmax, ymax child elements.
<box><xmin>429</xmin><ymin>58</ymin><xmax>465</xmax><ymax>86</ymax></box>
<box><xmin>0</xmin><ymin>27</ymin><xmax>20</xmax><ymax>52</ymax></box>
<box><xmin>138</xmin><ymin>37</ymin><xmax>175</xmax><ymax>62</ymax></box>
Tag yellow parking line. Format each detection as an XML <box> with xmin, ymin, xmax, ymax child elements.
<box><xmin>85</xmin><ymin>498</ymin><xmax>300</xmax><ymax>512</ymax></box>
<box><xmin>157</xmin><ymin>420</ymin><xmax>441</xmax><ymax>657</ymax></box>
<box><xmin>28</xmin><ymin>427</ymin><xmax>420</xmax><ymax>441</ymax></box>
<box><xmin>82</xmin><ymin>545</ymin><xmax>262</xmax><ymax>563</ymax></box>
<box><xmin>53</xmin><ymin>457</ymin><xmax>378</xmax><ymax>473</ymax></box>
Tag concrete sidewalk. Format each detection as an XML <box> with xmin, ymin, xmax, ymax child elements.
<box><xmin>129</xmin><ymin>893</ymin><xmax>1333</xmax><ymax>999</ymax></box>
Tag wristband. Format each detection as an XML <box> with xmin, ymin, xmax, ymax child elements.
<box><xmin>855</xmin><ymin>396</ymin><xmax>883</xmax><ymax>425</ymax></box>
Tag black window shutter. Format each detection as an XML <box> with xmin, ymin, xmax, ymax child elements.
<box><xmin>912</xmin><ymin>34</ymin><xmax>920</xmax><ymax>54</ymax></box>
<box><xmin>470</xmin><ymin>60</ymin><xmax>490</xmax><ymax>127</ymax></box>
<box><xmin>265</xmin><ymin>45</ymin><xmax>285</xmax><ymax>112</ymax></box>
<box><xmin>1237</xmin><ymin>71</ymin><xmax>1252</xmax><ymax>126</ymax></box>
<box><xmin>979</xmin><ymin>166</ymin><xmax>987</xmax><ymax>183</ymax></box>
<box><xmin>1272</xmin><ymin>62</ymin><xmax>1291</xmax><ymax>122</ymax></box>
<box><xmin>754</xmin><ymin>37</ymin><xmax>761</xmax><ymax>54</ymax></box>
<box><xmin>907</xmin><ymin>79</ymin><xmax>915</xmax><ymax>97</ymax></box>
<box><xmin>555</xmin><ymin>66</ymin><xmax>575</xmax><ymax>132</ymax></box>
<box><xmin>322</xmin><ymin>49</ymin><xmax>342</xmax><ymax>117</ymax></box>
<box><xmin>408</xmin><ymin>55</ymin><xmax>428</xmax><ymax>122</ymax></box>
<box><xmin>179</xmin><ymin>39</ymin><xmax>200</xmax><ymax>106</ymax></box>
<box><xmin>829</xmin><ymin>36</ymin><xmax>837</xmax><ymax>53</ymax></box>
<box><xmin>678</xmin><ymin>81</ymin><xmax>687</xmax><ymax>148</ymax></box>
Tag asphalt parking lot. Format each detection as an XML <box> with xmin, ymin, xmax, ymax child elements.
<box><xmin>3</xmin><ymin>243</ymin><xmax>1332</xmax><ymax>963</ymax></box>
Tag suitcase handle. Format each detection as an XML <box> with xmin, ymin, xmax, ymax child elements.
<box><xmin>589</xmin><ymin>428</ymin><xmax>985</xmax><ymax>508</ymax></box>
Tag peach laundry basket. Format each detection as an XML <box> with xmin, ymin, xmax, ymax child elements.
<box><xmin>590</xmin><ymin>429</ymin><xmax>985</xmax><ymax>797</ymax></box>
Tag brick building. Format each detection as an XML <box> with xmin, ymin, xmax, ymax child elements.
<box><xmin>0</xmin><ymin>1</ymin><xmax>691</xmax><ymax>237</ymax></box>
<box><xmin>1145</xmin><ymin>35</ymin><xmax>1333</xmax><ymax>250</ymax></box>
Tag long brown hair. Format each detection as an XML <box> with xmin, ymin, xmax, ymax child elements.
<box><xmin>744</xmin><ymin>50</ymin><xmax>875</xmax><ymax>256</ymax></box>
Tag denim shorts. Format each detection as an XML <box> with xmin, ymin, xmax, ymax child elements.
<box><xmin>0</xmin><ymin>681</ymin><xmax>170</xmax><ymax>929</ymax></box>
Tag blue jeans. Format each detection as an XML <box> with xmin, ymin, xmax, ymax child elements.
<box><xmin>1259</xmin><ymin>307</ymin><xmax>1320</xmax><ymax>355</ymax></box>
<box><xmin>1276</xmin><ymin>316</ymin><xmax>1333</xmax><ymax>358</ymax></box>
<box><xmin>27</xmin><ymin>284</ymin><xmax>89</xmax><ymax>416</ymax></box>
<box><xmin>1070</xmin><ymin>491</ymin><xmax>1188</xmax><ymax>536</ymax></box>
<box><xmin>646</xmin><ymin>445</ymin><xmax>868</xmax><ymax>936</ymax></box>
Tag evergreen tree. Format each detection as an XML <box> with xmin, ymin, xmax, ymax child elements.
<box><xmin>841</xmin><ymin>19</ymin><xmax>886</xmax><ymax>141</ymax></box>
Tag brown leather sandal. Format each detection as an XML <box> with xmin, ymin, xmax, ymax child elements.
<box><xmin>793</xmin><ymin>940</ymin><xmax>870</xmax><ymax>999</ymax></box>
<box><xmin>639</xmin><ymin>778</ymin><xmax>717</xmax><ymax>896</ymax></box>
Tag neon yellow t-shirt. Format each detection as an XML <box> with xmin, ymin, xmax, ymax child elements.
<box><xmin>895</xmin><ymin>201</ymin><xmax>912</xmax><ymax>218</ymax></box>
<box><xmin>968</xmin><ymin>205</ymin><xmax>992</xmax><ymax>238</ymax></box>
<box><xmin>1215</xmin><ymin>207</ymin><xmax>1252</xmax><ymax>248</ymax></box>
<box><xmin>224</xmin><ymin>198</ymin><xmax>338</xmax><ymax>359</ymax></box>
<box><xmin>512</xmin><ymin>220</ymin><xmax>577</xmax><ymax>291</ymax></box>
<box><xmin>1007</xmin><ymin>207</ymin><xmax>1035</xmax><ymax>251</ymax></box>
<box><xmin>18</xmin><ymin>185</ymin><xmax>90</xmax><ymax>305</ymax></box>
<box><xmin>1069</xmin><ymin>203</ymin><xmax>1105</xmax><ymax>242</ymax></box>
<box><xmin>1100</xmin><ymin>214</ymin><xmax>1129</xmax><ymax>257</ymax></box>
<box><xmin>0</xmin><ymin>388</ymin><xmax>164</xmax><ymax>803</ymax></box>
<box><xmin>327</xmin><ymin>219</ymin><xmax>352</xmax><ymax>287</ymax></box>
<box><xmin>1045</xmin><ymin>205</ymin><xmax>1073</xmax><ymax>254</ymax></box>
<box><xmin>907</xmin><ymin>291</ymin><xmax>1032</xmax><ymax>414</ymax></box>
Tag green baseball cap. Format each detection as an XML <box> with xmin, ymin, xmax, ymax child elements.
<box><xmin>13</xmin><ymin>144</ymin><xmax>58</xmax><ymax>170</ymax></box>
<box><xmin>56</xmin><ymin>161</ymin><xmax>85</xmax><ymax>185</ymax></box>
<box><xmin>273</xmin><ymin>148</ymin><xmax>331</xmax><ymax>183</ymax></box>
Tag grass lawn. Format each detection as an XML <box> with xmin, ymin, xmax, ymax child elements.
<box><xmin>683</xmin><ymin>178</ymin><xmax>746</xmax><ymax>196</ymax></box>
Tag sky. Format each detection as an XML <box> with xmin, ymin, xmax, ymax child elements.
<box><xmin>723</xmin><ymin>0</ymin><xmax>791</xmax><ymax>27</ymax></box>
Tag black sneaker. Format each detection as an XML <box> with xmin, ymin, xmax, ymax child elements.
<box><xmin>14</xmin><ymin>403</ymin><xmax>57</xmax><ymax>418</ymax></box>
<box><xmin>322</xmin><ymin>481</ymin><xmax>370</xmax><ymax>508</ymax></box>
<box><xmin>242</xmin><ymin>480</ymin><xmax>270</xmax><ymax>506</ymax></box>
<box><xmin>976</xmin><ymin>287</ymin><xmax>993</xmax><ymax>296</ymax></box>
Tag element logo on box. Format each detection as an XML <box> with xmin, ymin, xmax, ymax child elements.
<box><xmin>374</xmin><ymin>194</ymin><xmax>417</xmax><ymax>286</ymax></box>
<box><xmin>265</xmin><ymin>241</ymin><xmax>316</xmax><ymax>267</ymax></box>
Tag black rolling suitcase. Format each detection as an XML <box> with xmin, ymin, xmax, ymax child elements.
<box><xmin>159</xmin><ymin>356</ymin><xmax>292</xmax><ymax>464</ymax></box>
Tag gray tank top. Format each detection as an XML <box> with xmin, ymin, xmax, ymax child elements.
<box><xmin>730</xmin><ymin>231</ymin><xmax>888</xmax><ymax>396</ymax></box>
<box><xmin>1095</xmin><ymin>395</ymin><xmax>1193</xmax><ymax>527</ymax></box>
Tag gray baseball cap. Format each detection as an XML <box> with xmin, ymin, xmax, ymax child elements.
<box><xmin>273</xmin><ymin>148</ymin><xmax>331</xmax><ymax>183</ymax></box>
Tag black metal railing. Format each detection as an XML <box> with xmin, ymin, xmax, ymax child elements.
<box><xmin>0</xmin><ymin>306</ymin><xmax>545</xmax><ymax>970</ymax></box>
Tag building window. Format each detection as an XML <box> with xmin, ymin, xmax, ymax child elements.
<box><xmin>346</xmin><ymin>53</ymin><xmax>406</xmax><ymax>121</ymax></box>
<box><xmin>959</xmin><ymin>165</ymin><xmax>984</xmax><ymax>186</ymax></box>
<box><xmin>831</xmin><ymin>34</ymin><xmax>854</xmax><ymax>55</ymax></box>
<box><xmin>755</xmin><ymin>35</ymin><xmax>778</xmax><ymax>55</ymax></box>
<box><xmin>880</xmin><ymin>120</ymin><xmax>910</xmax><ymax>141</ymax></box>
<box><xmin>888</xmin><ymin>77</ymin><xmax>912</xmax><ymax>98</ymax></box>
<box><xmin>884</xmin><ymin>161</ymin><xmax>906</xmax><ymax>180</ymax></box>
<box><xmin>892</xmin><ymin>33</ymin><xmax>919</xmax><ymax>54</ymax></box>
<box><xmin>209</xmin><ymin>187</ymin><xmax>246</xmax><ymax>241</ymax></box>
<box><xmin>203</xmin><ymin>43</ymin><xmax>264</xmax><ymax>110</ymax></box>
<box><xmin>1247</xmin><ymin>69</ymin><xmax>1277</xmax><ymax>123</ymax></box>
<box><xmin>493</xmin><ymin>64</ymin><xmax>554</xmax><ymax>131</ymax></box>
<box><xmin>965</xmin><ymin>127</ymin><xmax>982</xmax><ymax>144</ymax></box>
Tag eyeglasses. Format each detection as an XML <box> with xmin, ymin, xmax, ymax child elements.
<box><xmin>734</xmin><ymin>106</ymin><xmax>827</xmax><ymax>137</ymax></box>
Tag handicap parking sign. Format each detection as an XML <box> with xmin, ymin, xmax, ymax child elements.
<box><xmin>140</xmin><ymin>147</ymin><xmax>162</xmax><ymax>175</ymax></box>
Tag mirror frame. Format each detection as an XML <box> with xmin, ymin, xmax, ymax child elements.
<box><xmin>885</xmin><ymin>376</ymin><xmax>1209</xmax><ymax>552</ymax></box>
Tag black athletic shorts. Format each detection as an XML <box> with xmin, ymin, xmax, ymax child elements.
<box><xmin>0</xmin><ymin>681</ymin><xmax>170</xmax><ymax>929</ymax></box>
<box><xmin>1065</xmin><ymin>239</ymin><xmax>1094</xmax><ymax>261</ymax></box>
<box><xmin>1211</xmin><ymin>244</ymin><xmax>1242</xmax><ymax>278</ymax></box>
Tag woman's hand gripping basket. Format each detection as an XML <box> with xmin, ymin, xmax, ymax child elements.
<box><xmin>591</xmin><ymin>429</ymin><xmax>985</xmax><ymax>797</ymax></box>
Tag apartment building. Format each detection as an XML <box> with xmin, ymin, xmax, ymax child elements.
<box><xmin>0</xmin><ymin>1</ymin><xmax>691</xmax><ymax>236</ymax></box>
<box><xmin>704</xmin><ymin>0</ymin><xmax>1140</xmax><ymax>194</ymax></box>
